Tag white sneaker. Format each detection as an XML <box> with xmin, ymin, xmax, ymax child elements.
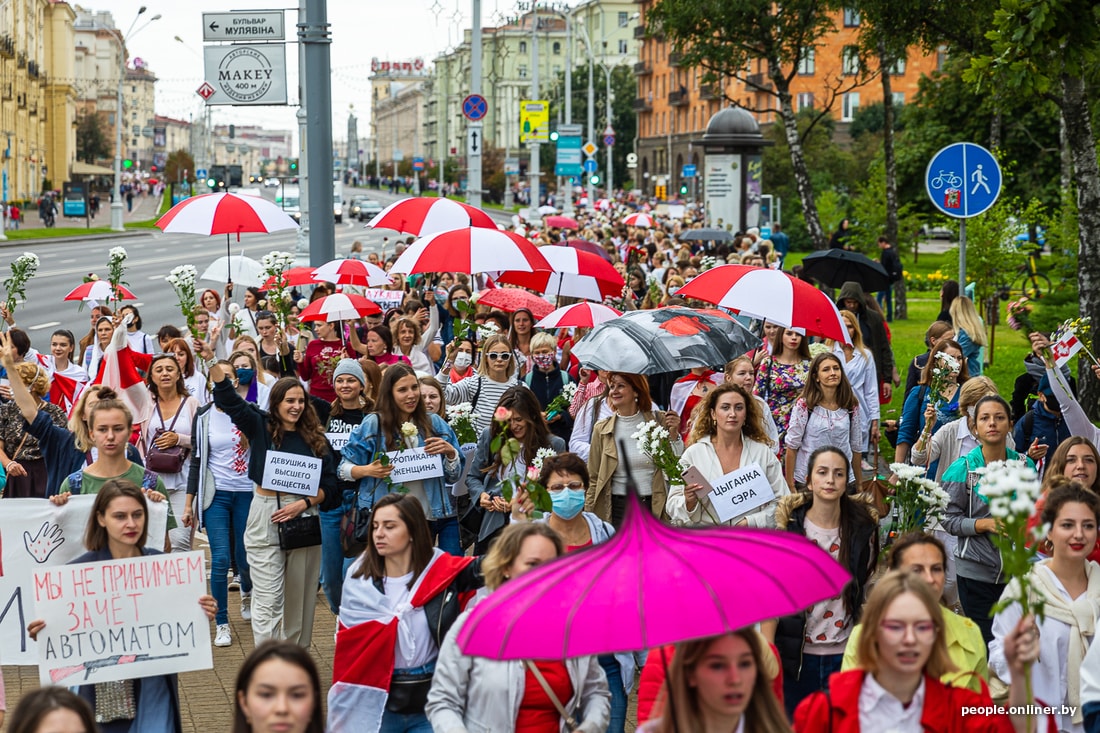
<box><xmin>228</xmin><ymin>573</ymin><xmax>241</xmax><ymax>591</ymax></box>
<box><xmin>214</xmin><ymin>624</ymin><xmax>231</xmax><ymax>647</ymax></box>
<box><xmin>240</xmin><ymin>593</ymin><xmax>252</xmax><ymax>621</ymax></box>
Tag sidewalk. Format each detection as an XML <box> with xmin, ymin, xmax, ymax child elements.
<box><xmin>4</xmin><ymin>190</ymin><xmax>161</xmax><ymax>231</ymax></box>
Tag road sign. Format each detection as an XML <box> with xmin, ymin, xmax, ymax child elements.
<box><xmin>558</xmin><ymin>123</ymin><xmax>583</xmax><ymax>137</ymax></box>
<box><xmin>462</xmin><ymin>94</ymin><xmax>487</xmax><ymax>122</ymax></box>
<box><xmin>412</xmin><ymin>157</ymin><xmax>424</xmax><ymax>171</ymax></box>
<box><xmin>196</xmin><ymin>168</ymin><xmax>208</xmax><ymax>180</ymax></box>
<box><xmin>203</xmin><ymin>44</ymin><xmax>288</xmax><ymax>106</ymax></box>
<box><xmin>682</xmin><ymin>164</ymin><xmax>697</xmax><ymax>178</ymax></box>
<box><xmin>202</xmin><ymin>11</ymin><xmax>285</xmax><ymax>41</ymax></box>
<box><xmin>626</xmin><ymin>153</ymin><xmax>638</xmax><ymax>169</ymax></box>
<box><xmin>581</xmin><ymin>141</ymin><xmax>597</xmax><ymax>157</ymax></box>
<box><xmin>604</xmin><ymin>125</ymin><xmax>615</xmax><ymax>136</ymax></box>
<box><xmin>196</xmin><ymin>82</ymin><xmax>216</xmax><ymax>100</ymax></box>
<box><xmin>583</xmin><ymin>159</ymin><xmax>598</xmax><ymax>174</ymax></box>
<box><xmin>555</xmin><ymin>136</ymin><xmax>582</xmax><ymax>177</ymax></box>
<box><xmin>760</xmin><ymin>226</ymin><xmax>772</xmax><ymax>240</ymax></box>
<box><xmin>604</xmin><ymin>135</ymin><xmax>615</xmax><ymax>146</ymax></box>
<box><xmin>504</xmin><ymin>157</ymin><xmax>520</xmax><ymax>176</ymax></box>
<box><xmin>520</xmin><ymin>100</ymin><xmax>550</xmax><ymax>143</ymax></box>
<box><xmin>467</xmin><ymin>125</ymin><xmax>483</xmax><ymax>159</ymax></box>
<box><xmin>925</xmin><ymin>142</ymin><xmax>1002</xmax><ymax>218</ymax></box>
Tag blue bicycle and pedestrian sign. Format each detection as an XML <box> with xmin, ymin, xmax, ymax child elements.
<box><xmin>925</xmin><ymin>142</ymin><xmax>1002</xmax><ymax>218</ymax></box>
<box><xmin>462</xmin><ymin>94</ymin><xmax>487</xmax><ymax>122</ymax></box>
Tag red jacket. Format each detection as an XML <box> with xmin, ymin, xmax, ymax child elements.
<box><xmin>636</xmin><ymin>643</ymin><xmax>784</xmax><ymax>725</ymax></box>
<box><xmin>793</xmin><ymin>669</ymin><xmax>1057</xmax><ymax>733</ymax></box>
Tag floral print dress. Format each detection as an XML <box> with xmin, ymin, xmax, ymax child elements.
<box><xmin>754</xmin><ymin>356</ymin><xmax>810</xmax><ymax>452</ymax></box>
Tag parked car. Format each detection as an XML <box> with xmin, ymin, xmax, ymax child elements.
<box><xmin>358</xmin><ymin>199</ymin><xmax>384</xmax><ymax>221</ymax></box>
<box><xmin>919</xmin><ymin>223</ymin><xmax>955</xmax><ymax>240</ymax></box>
<box><xmin>264</xmin><ymin>177</ymin><xmax>280</xmax><ymax>188</ymax></box>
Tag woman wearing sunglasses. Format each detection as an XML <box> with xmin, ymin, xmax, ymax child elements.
<box><xmin>443</xmin><ymin>334</ymin><xmax>521</xmax><ymax>434</ymax></box>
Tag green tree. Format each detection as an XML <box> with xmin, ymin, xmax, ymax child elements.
<box><xmin>76</xmin><ymin>111</ymin><xmax>111</xmax><ymax>165</ymax></box>
<box><xmin>165</xmin><ymin>149</ymin><xmax>195</xmax><ymax>185</ymax></box>
<box><xmin>647</xmin><ymin>0</ymin><xmax>874</xmax><ymax>249</ymax></box>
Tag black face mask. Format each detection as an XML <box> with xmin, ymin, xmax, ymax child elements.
<box><xmin>1043</xmin><ymin>394</ymin><xmax>1061</xmax><ymax>413</ymax></box>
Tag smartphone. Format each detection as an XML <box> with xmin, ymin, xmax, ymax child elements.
<box><xmin>681</xmin><ymin>466</ymin><xmax>714</xmax><ymax>495</ymax></box>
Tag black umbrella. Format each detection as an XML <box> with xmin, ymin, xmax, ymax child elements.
<box><xmin>679</xmin><ymin>228</ymin><xmax>735</xmax><ymax>243</ymax></box>
<box><xmin>801</xmin><ymin>249</ymin><xmax>892</xmax><ymax>291</ymax></box>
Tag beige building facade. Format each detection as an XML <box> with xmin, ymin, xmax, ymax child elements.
<box><xmin>0</xmin><ymin>0</ymin><xmax>52</xmax><ymax>201</ymax></box>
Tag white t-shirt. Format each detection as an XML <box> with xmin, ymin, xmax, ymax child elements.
<box><xmin>384</xmin><ymin>572</ymin><xmax>437</xmax><ymax>669</ymax></box>
<box><xmin>208</xmin><ymin>409</ymin><xmax>252</xmax><ymax>492</ymax></box>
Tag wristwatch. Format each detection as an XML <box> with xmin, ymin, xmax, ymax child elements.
<box><xmin>302</xmin><ymin>497</ymin><xmax>313</xmax><ymax>509</ymax></box>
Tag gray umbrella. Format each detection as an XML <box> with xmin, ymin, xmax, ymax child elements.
<box><xmin>570</xmin><ymin>307</ymin><xmax>761</xmax><ymax>374</ymax></box>
<box><xmin>679</xmin><ymin>228</ymin><xmax>735</xmax><ymax>243</ymax></box>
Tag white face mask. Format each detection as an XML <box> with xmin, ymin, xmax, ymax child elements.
<box><xmin>668</xmin><ymin>286</ymin><xmax>680</xmax><ymax>296</ymax></box>
<box><xmin>454</xmin><ymin>352</ymin><xmax>473</xmax><ymax>370</ymax></box>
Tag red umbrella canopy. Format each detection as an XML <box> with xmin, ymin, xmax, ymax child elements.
<box><xmin>312</xmin><ymin>259</ymin><xmax>392</xmax><ymax>287</ymax></box>
<box><xmin>678</xmin><ymin>264</ymin><xmax>850</xmax><ymax>344</ymax></box>
<box><xmin>622</xmin><ymin>212</ymin><xmax>656</xmax><ymax>228</ymax></box>
<box><xmin>155</xmin><ymin>191</ymin><xmax>299</xmax><ymax>236</ymax></box>
<box><xmin>263</xmin><ymin>266</ymin><xmax>319</xmax><ymax>289</ymax></box>
<box><xmin>535</xmin><ymin>302</ymin><xmax>622</xmax><ymax>329</ymax></box>
<box><xmin>390</xmin><ymin>228</ymin><xmax>551</xmax><ymax>275</ymax></box>
<box><xmin>493</xmin><ymin>247</ymin><xmax>625</xmax><ymax>301</ymax></box>
<box><xmin>476</xmin><ymin>288</ymin><xmax>554</xmax><ymax>319</ymax></box>
<box><xmin>63</xmin><ymin>280</ymin><xmax>137</xmax><ymax>302</ymax></box>
<box><xmin>544</xmin><ymin>215</ymin><xmax>579</xmax><ymax>230</ymax></box>
<box><xmin>365</xmin><ymin>197</ymin><xmax>497</xmax><ymax>236</ymax></box>
<box><xmin>298</xmin><ymin>293</ymin><xmax>382</xmax><ymax>323</ymax></box>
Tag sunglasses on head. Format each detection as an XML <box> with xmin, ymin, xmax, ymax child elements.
<box><xmin>486</xmin><ymin>352</ymin><xmax>512</xmax><ymax>361</ymax></box>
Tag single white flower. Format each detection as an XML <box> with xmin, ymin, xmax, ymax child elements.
<box><xmin>400</xmin><ymin>421</ymin><xmax>418</xmax><ymax>438</ymax></box>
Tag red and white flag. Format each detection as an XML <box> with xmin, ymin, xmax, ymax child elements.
<box><xmin>327</xmin><ymin>549</ymin><xmax>474</xmax><ymax>733</ymax></box>
<box><xmin>93</xmin><ymin>319</ymin><xmax>154</xmax><ymax>425</ymax></box>
<box><xmin>49</xmin><ymin>372</ymin><xmax>85</xmax><ymax>417</ymax></box>
<box><xmin>1052</xmin><ymin>330</ymin><xmax>1085</xmax><ymax>368</ymax></box>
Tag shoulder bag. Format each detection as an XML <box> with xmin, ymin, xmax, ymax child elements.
<box><xmin>276</xmin><ymin>491</ymin><xmax>322</xmax><ymax>551</ymax></box>
<box><xmin>146</xmin><ymin>400</ymin><xmax>189</xmax><ymax>474</ymax></box>
<box><xmin>524</xmin><ymin>660</ymin><xmax>579</xmax><ymax>733</ymax></box>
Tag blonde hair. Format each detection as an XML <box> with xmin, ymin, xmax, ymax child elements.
<box><xmin>69</xmin><ymin>385</ymin><xmax>118</xmax><ymax>451</ymax></box>
<box><xmin>14</xmin><ymin>361</ymin><xmax>50</xmax><ymax>400</ymax></box>
<box><xmin>958</xmin><ymin>375</ymin><xmax>998</xmax><ymax>416</ymax></box>
<box><xmin>482</xmin><ymin>523</ymin><xmax>563</xmax><ymax>590</ymax></box>
<box><xmin>855</xmin><ymin>570</ymin><xmax>956</xmax><ymax>680</ymax></box>
<box><xmin>830</xmin><ymin>309</ymin><xmax>870</xmax><ymax>359</ymax></box>
<box><xmin>949</xmin><ymin>296</ymin><xmax>987</xmax><ymax>347</ymax></box>
<box><xmin>477</xmin><ymin>334</ymin><xmax>517</xmax><ymax>379</ymax></box>
<box><xmin>530</xmin><ymin>332</ymin><xmax>556</xmax><ymax>353</ymax></box>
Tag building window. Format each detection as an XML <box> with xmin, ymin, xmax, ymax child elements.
<box><xmin>892</xmin><ymin>92</ymin><xmax>905</xmax><ymax>106</ymax></box>
<box><xmin>843</xmin><ymin>8</ymin><xmax>860</xmax><ymax>26</ymax></box>
<box><xmin>841</xmin><ymin>92</ymin><xmax>860</xmax><ymax>121</ymax></box>
<box><xmin>619</xmin><ymin>39</ymin><xmax>628</xmax><ymax>54</ymax></box>
<box><xmin>842</xmin><ymin>46</ymin><xmax>860</xmax><ymax>75</ymax></box>
<box><xmin>519</xmin><ymin>41</ymin><xmax>527</xmax><ymax>54</ymax></box>
<box><xmin>552</xmin><ymin>41</ymin><xmax>561</xmax><ymax>55</ymax></box>
<box><xmin>797</xmin><ymin>92</ymin><xmax>815</xmax><ymax>111</ymax></box>
<box><xmin>518</xmin><ymin>65</ymin><xmax>527</xmax><ymax>78</ymax></box>
<box><xmin>936</xmin><ymin>45</ymin><xmax>948</xmax><ymax>71</ymax></box>
<box><xmin>797</xmin><ymin>48</ymin><xmax>815</xmax><ymax>75</ymax></box>
<box><xmin>131</xmin><ymin>85</ymin><xmax>136</xmax><ymax>93</ymax></box>
<box><xmin>889</xmin><ymin>54</ymin><xmax>906</xmax><ymax>75</ymax></box>
<box><xmin>618</xmin><ymin>11</ymin><xmax>628</xmax><ymax>27</ymax></box>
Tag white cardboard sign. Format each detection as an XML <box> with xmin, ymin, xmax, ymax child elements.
<box><xmin>386</xmin><ymin>448</ymin><xmax>444</xmax><ymax>484</ymax></box>
<box><xmin>261</xmin><ymin>451</ymin><xmax>322</xmax><ymax>496</ymax></box>
<box><xmin>33</xmin><ymin>551</ymin><xmax>212</xmax><ymax>685</ymax></box>
<box><xmin>326</xmin><ymin>432</ymin><xmax>350</xmax><ymax>452</ymax></box>
<box><xmin>362</xmin><ymin>288</ymin><xmax>406</xmax><ymax>311</ymax></box>
<box><xmin>703</xmin><ymin>463</ymin><xmax>775</xmax><ymax>523</ymax></box>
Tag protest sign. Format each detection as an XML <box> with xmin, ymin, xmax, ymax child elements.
<box><xmin>385</xmin><ymin>448</ymin><xmax>444</xmax><ymax>484</ymax></box>
<box><xmin>0</xmin><ymin>496</ymin><xmax>168</xmax><ymax>665</ymax></box>
<box><xmin>698</xmin><ymin>464</ymin><xmax>775</xmax><ymax>524</ymax></box>
<box><xmin>326</xmin><ymin>432</ymin><xmax>350</xmax><ymax>452</ymax></box>
<box><xmin>362</xmin><ymin>288</ymin><xmax>405</xmax><ymax>311</ymax></box>
<box><xmin>261</xmin><ymin>451</ymin><xmax>322</xmax><ymax>496</ymax></box>
<box><xmin>33</xmin><ymin>550</ymin><xmax>212</xmax><ymax>685</ymax></box>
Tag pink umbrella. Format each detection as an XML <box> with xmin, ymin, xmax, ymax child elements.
<box><xmin>678</xmin><ymin>264</ymin><xmax>850</xmax><ymax>344</ymax></box>
<box><xmin>492</xmin><ymin>247</ymin><xmax>625</xmax><ymax>301</ymax></box>
<box><xmin>365</xmin><ymin>196</ymin><xmax>497</xmax><ymax>236</ymax></box>
<box><xmin>63</xmin><ymin>280</ymin><xmax>137</xmax><ymax>302</ymax></box>
<box><xmin>476</xmin><ymin>288</ymin><xmax>554</xmax><ymax>319</ymax></box>
<box><xmin>312</xmin><ymin>258</ymin><xmax>392</xmax><ymax>287</ymax></box>
<box><xmin>622</xmin><ymin>212</ymin><xmax>655</xmax><ymax>228</ymax></box>
<box><xmin>543</xmin><ymin>215</ymin><xmax>579</xmax><ymax>230</ymax></box>
<box><xmin>298</xmin><ymin>293</ymin><xmax>382</xmax><ymax>323</ymax></box>
<box><xmin>535</xmin><ymin>302</ymin><xmax>621</xmax><ymax>329</ymax></box>
<box><xmin>391</xmin><ymin>228</ymin><xmax>551</xmax><ymax>276</ymax></box>
<box><xmin>457</xmin><ymin>492</ymin><xmax>850</xmax><ymax>659</ymax></box>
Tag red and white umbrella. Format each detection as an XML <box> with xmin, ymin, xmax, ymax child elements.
<box><xmin>476</xmin><ymin>288</ymin><xmax>554</xmax><ymax>319</ymax></box>
<box><xmin>365</xmin><ymin>197</ymin><xmax>497</xmax><ymax>236</ymax></box>
<box><xmin>622</xmin><ymin>212</ymin><xmax>655</xmax><ymax>228</ymax></box>
<box><xmin>312</xmin><ymin>259</ymin><xmax>392</xmax><ymax>287</ymax></box>
<box><xmin>536</xmin><ymin>302</ymin><xmax>622</xmax><ymax>329</ymax></box>
<box><xmin>263</xmin><ymin>267</ymin><xmax>319</xmax><ymax>289</ymax></box>
<box><xmin>492</xmin><ymin>247</ymin><xmax>624</xmax><ymax>301</ymax></box>
<box><xmin>391</xmin><ymin>228</ymin><xmax>551</xmax><ymax>276</ymax></box>
<box><xmin>543</xmin><ymin>215</ymin><xmax>579</xmax><ymax>230</ymax></box>
<box><xmin>64</xmin><ymin>280</ymin><xmax>137</xmax><ymax>303</ymax></box>
<box><xmin>678</xmin><ymin>265</ymin><xmax>850</xmax><ymax>343</ymax></box>
<box><xmin>298</xmin><ymin>293</ymin><xmax>382</xmax><ymax>323</ymax></box>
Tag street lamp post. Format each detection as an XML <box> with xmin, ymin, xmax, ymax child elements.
<box><xmin>576</xmin><ymin>19</ymin><xmax>595</xmax><ymax>206</ymax></box>
<box><xmin>111</xmin><ymin>7</ymin><xmax>160</xmax><ymax>232</ymax></box>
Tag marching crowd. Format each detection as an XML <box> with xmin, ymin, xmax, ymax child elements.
<box><xmin>0</xmin><ymin>206</ymin><xmax>1097</xmax><ymax>733</ymax></box>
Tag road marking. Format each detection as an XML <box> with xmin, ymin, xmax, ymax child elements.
<box><xmin>28</xmin><ymin>321</ymin><xmax>60</xmax><ymax>330</ymax></box>
<box><xmin>60</xmin><ymin>258</ymin><xmax>77</xmax><ymax>264</ymax></box>
<box><xmin>148</xmin><ymin>275</ymin><xmax>166</xmax><ymax>280</ymax></box>
<box><xmin>155</xmin><ymin>248</ymin><xmax>167</xmax><ymax>252</ymax></box>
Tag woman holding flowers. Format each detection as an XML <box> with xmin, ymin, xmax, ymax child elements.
<box><xmin>467</xmin><ymin>386</ymin><xmax>564</xmax><ymax>553</ymax></box>
<box><xmin>990</xmin><ymin>478</ymin><xmax>1100</xmax><ymax>733</ymax></box>
<box><xmin>339</xmin><ymin>363</ymin><xmax>465</xmax><ymax>555</ymax></box>
<box><xmin>895</xmin><ymin>339</ymin><xmax>969</xmax><ymax>469</ymax></box>
<box><xmin>292</xmin><ymin>319</ymin><xmax>357</xmax><ymax>402</ymax></box>
<box><xmin>783</xmin><ymin>353</ymin><xmax>863</xmax><ymax>491</ymax></box>
<box><xmin>587</xmin><ymin>373</ymin><xmax>681</xmax><ymax>528</ymax></box>
<box><xmin>667</xmin><ymin>384</ymin><xmax>788</xmax><ymax>528</ymax></box>
<box><xmin>753</xmin><ymin>327</ymin><xmax>811</xmax><ymax>452</ymax></box>
<box><xmin>942</xmin><ymin>395</ymin><xmax>1035</xmax><ymax>645</ymax></box>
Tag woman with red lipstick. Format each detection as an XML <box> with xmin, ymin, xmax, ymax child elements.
<box><xmin>990</xmin><ymin>479</ymin><xmax>1100</xmax><ymax>733</ymax></box>
<box><xmin>942</xmin><ymin>395</ymin><xmax>1035</xmax><ymax>646</ymax></box>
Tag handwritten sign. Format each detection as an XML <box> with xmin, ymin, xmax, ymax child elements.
<box><xmin>701</xmin><ymin>464</ymin><xmax>775</xmax><ymax>524</ymax></box>
<box><xmin>0</xmin><ymin>496</ymin><xmax>168</xmax><ymax>665</ymax></box>
<box><xmin>326</xmin><ymin>432</ymin><xmax>350</xmax><ymax>452</ymax></box>
<box><xmin>386</xmin><ymin>448</ymin><xmax>444</xmax><ymax>484</ymax></box>
<box><xmin>261</xmin><ymin>450</ymin><xmax>322</xmax><ymax>496</ymax></box>
<box><xmin>450</xmin><ymin>443</ymin><xmax>479</xmax><ymax>497</ymax></box>
<box><xmin>33</xmin><ymin>551</ymin><xmax>212</xmax><ymax>685</ymax></box>
<box><xmin>362</xmin><ymin>288</ymin><xmax>405</xmax><ymax>312</ymax></box>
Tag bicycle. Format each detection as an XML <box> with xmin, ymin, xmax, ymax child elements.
<box><xmin>930</xmin><ymin>170</ymin><xmax>963</xmax><ymax>190</ymax></box>
<box><xmin>1013</xmin><ymin>243</ymin><xmax>1052</xmax><ymax>299</ymax></box>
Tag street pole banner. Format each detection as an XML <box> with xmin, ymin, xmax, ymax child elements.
<box><xmin>0</xmin><ymin>496</ymin><xmax>168</xmax><ymax>665</ymax></box>
<box><xmin>32</xmin><ymin>551</ymin><xmax>212</xmax><ymax>685</ymax></box>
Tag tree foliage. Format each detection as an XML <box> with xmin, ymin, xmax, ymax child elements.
<box><xmin>76</xmin><ymin>111</ymin><xmax>111</xmax><ymax>165</ymax></box>
<box><xmin>164</xmin><ymin>150</ymin><xmax>196</xmax><ymax>184</ymax></box>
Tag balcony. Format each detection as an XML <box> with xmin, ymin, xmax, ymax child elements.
<box><xmin>634</xmin><ymin>25</ymin><xmax>646</xmax><ymax>39</ymax></box>
<box><xmin>0</xmin><ymin>83</ymin><xmax>10</xmax><ymax>100</ymax></box>
<box><xmin>746</xmin><ymin>72</ymin><xmax>773</xmax><ymax>91</ymax></box>
<box><xmin>668</xmin><ymin>89</ymin><xmax>689</xmax><ymax>106</ymax></box>
<box><xmin>668</xmin><ymin>52</ymin><xmax>682</xmax><ymax>66</ymax></box>
<box><xmin>700</xmin><ymin>83</ymin><xmax>721</xmax><ymax>100</ymax></box>
<box><xmin>17</xmin><ymin>51</ymin><xmax>26</xmax><ymax>69</ymax></box>
<box><xmin>633</xmin><ymin>97</ymin><xmax>652</xmax><ymax>112</ymax></box>
<box><xmin>633</xmin><ymin>60</ymin><xmax>651</xmax><ymax>75</ymax></box>
<box><xmin>29</xmin><ymin>103</ymin><xmax>37</xmax><ymax>116</ymax></box>
<box><xmin>27</xmin><ymin>61</ymin><xmax>38</xmax><ymax>79</ymax></box>
<box><xmin>0</xmin><ymin>35</ymin><xmax>13</xmax><ymax>59</ymax></box>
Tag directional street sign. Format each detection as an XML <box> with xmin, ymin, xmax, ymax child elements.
<box><xmin>203</xmin><ymin>44</ymin><xmax>288</xmax><ymax>106</ymax></box>
<box><xmin>682</xmin><ymin>164</ymin><xmax>697</xmax><ymax>178</ymax></box>
<box><xmin>467</xmin><ymin>125</ymin><xmax>483</xmax><ymax>159</ymax></box>
<box><xmin>581</xmin><ymin>141</ymin><xmax>597</xmax><ymax>157</ymax></box>
<box><xmin>462</xmin><ymin>94</ymin><xmax>487</xmax><ymax>122</ymax></box>
<box><xmin>412</xmin><ymin>157</ymin><xmax>425</xmax><ymax>171</ymax></box>
<box><xmin>202</xmin><ymin>11</ymin><xmax>285</xmax><ymax>42</ymax></box>
<box><xmin>555</xmin><ymin>136</ymin><xmax>582</xmax><ymax>177</ymax></box>
<box><xmin>925</xmin><ymin>142</ymin><xmax>1002</xmax><ymax>218</ymax></box>
<box><xmin>583</xmin><ymin>159</ymin><xmax>599</xmax><ymax>174</ymax></box>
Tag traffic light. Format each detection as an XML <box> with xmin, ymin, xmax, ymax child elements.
<box><xmin>549</xmin><ymin>130</ymin><xmax>559</xmax><ymax>142</ymax></box>
<box><xmin>229</xmin><ymin>124</ymin><xmax>236</xmax><ymax>139</ymax></box>
<box><xmin>655</xmin><ymin>185</ymin><xmax>667</xmax><ymax>200</ymax></box>
<box><xmin>589</xmin><ymin>174</ymin><xmax>600</xmax><ymax>185</ymax></box>
<box><xmin>207</xmin><ymin>178</ymin><xmax>217</xmax><ymax>188</ymax></box>
<box><xmin>680</xmin><ymin>184</ymin><xmax>688</xmax><ymax>195</ymax></box>
<box><xmin>289</xmin><ymin>159</ymin><xmax>298</xmax><ymax>172</ymax></box>
<box><xmin>123</xmin><ymin>159</ymin><xmax>133</xmax><ymax>170</ymax></box>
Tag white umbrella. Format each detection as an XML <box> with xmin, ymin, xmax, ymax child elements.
<box><xmin>200</xmin><ymin>254</ymin><xmax>266</xmax><ymax>287</ymax></box>
<box><xmin>537</xmin><ymin>205</ymin><xmax>558</xmax><ymax>215</ymax></box>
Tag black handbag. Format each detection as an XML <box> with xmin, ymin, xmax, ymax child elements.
<box><xmin>386</xmin><ymin>669</ymin><xmax>434</xmax><ymax>714</ymax></box>
<box><xmin>276</xmin><ymin>493</ymin><xmax>322</xmax><ymax>551</ymax></box>
<box><xmin>340</xmin><ymin>504</ymin><xmax>369</xmax><ymax>558</ymax></box>
<box><xmin>146</xmin><ymin>401</ymin><xmax>189</xmax><ymax>474</ymax></box>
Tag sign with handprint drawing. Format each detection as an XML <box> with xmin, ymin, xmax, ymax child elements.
<box><xmin>0</xmin><ymin>496</ymin><xmax>168</xmax><ymax>665</ymax></box>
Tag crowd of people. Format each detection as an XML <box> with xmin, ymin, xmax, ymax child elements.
<box><xmin>0</xmin><ymin>204</ymin><xmax>1096</xmax><ymax>733</ymax></box>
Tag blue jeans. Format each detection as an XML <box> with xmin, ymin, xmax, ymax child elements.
<box><xmin>205</xmin><ymin>490</ymin><xmax>253</xmax><ymax>625</ymax></box>
<box><xmin>320</xmin><ymin>500</ymin><xmax>355</xmax><ymax>614</ymax></box>
<box><xmin>378</xmin><ymin>711</ymin><xmax>432</xmax><ymax>733</ymax></box>
<box><xmin>782</xmin><ymin>651</ymin><xmax>842</xmax><ymax>719</ymax></box>
<box><xmin>877</xmin><ymin>286</ymin><xmax>894</xmax><ymax>321</ymax></box>
<box><xmin>429</xmin><ymin>516</ymin><xmax>461</xmax><ymax>556</ymax></box>
<box><xmin>598</xmin><ymin>655</ymin><xmax>626</xmax><ymax>733</ymax></box>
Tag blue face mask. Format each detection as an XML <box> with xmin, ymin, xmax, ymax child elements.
<box><xmin>551</xmin><ymin>489</ymin><xmax>586</xmax><ymax>521</ymax></box>
<box><xmin>236</xmin><ymin>367</ymin><xmax>255</xmax><ymax>385</ymax></box>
